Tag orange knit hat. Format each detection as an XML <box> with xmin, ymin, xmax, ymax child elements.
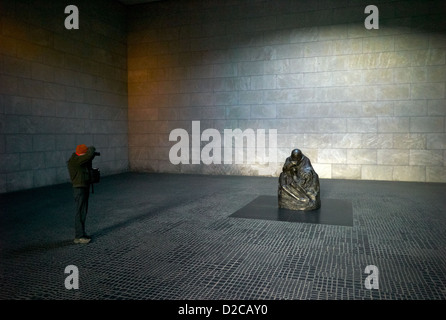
<box><xmin>76</xmin><ymin>144</ymin><xmax>88</xmax><ymax>155</ymax></box>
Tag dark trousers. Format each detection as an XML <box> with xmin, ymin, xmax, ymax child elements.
<box><xmin>73</xmin><ymin>187</ymin><xmax>89</xmax><ymax>238</ymax></box>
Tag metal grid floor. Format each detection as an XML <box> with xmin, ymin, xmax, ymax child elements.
<box><xmin>1</xmin><ymin>173</ymin><xmax>445</xmax><ymax>300</ymax></box>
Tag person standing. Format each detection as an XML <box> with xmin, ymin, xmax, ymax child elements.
<box><xmin>67</xmin><ymin>144</ymin><xmax>97</xmax><ymax>244</ymax></box>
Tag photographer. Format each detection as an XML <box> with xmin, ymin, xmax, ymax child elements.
<box><xmin>67</xmin><ymin>144</ymin><xmax>99</xmax><ymax>244</ymax></box>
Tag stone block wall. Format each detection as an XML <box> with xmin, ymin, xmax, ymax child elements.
<box><xmin>2</xmin><ymin>0</ymin><xmax>445</xmax><ymax>192</ymax></box>
<box><xmin>0</xmin><ymin>0</ymin><xmax>129</xmax><ymax>192</ymax></box>
<box><xmin>128</xmin><ymin>0</ymin><xmax>446</xmax><ymax>182</ymax></box>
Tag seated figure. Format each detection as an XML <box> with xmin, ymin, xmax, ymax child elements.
<box><xmin>278</xmin><ymin>149</ymin><xmax>321</xmax><ymax>211</ymax></box>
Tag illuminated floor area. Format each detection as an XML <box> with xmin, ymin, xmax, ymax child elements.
<box><xmin>0</xmin><ymin>172</ymin><xmax>445</xmax><ymax>300</ymax></box>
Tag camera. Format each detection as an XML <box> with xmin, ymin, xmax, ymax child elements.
<box><xmin>90</xmin><ymin>151</ymin><xmax>101</xmax><ymax>188</ymax></box>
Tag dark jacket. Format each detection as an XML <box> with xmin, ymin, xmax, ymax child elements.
<box><xmin>67</xmin><ymin>146</ymin><xmax>96</xmax><ymax>188</ymax></box>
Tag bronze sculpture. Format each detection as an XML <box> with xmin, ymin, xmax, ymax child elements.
<box><xmin>278</xmin><ymin>149</ymin><xmax>321</xmax><ymax>211</ymax></box>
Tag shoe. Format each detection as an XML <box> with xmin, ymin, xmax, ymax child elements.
<box><xmin>74</xmin><ymin>237</ymin><xmax>91</xmax><ymax>244</ymax></box>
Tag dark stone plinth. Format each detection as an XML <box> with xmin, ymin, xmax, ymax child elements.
<box><xmin>230</xmin><ymin>195</ymin><xmax>353</xmax><ymax>226</ymax></box>
<box><xmin>278</xmin><ymin>149</ymin><xmax>321</xmax><ymax>211</ymax></box>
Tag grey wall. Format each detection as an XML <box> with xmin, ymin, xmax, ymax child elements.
<box><xmin>127</xmin><ymin>0</ymin><xmax>446</xmax><ymax>182</ymax></box>
<box><xmin>1</xmin><ymin>0</ymin><xmax>445</xmax><ymax>193</ymax></box>
<box><xmin>0</xmin><ymin>0</ymin><xmax>129</xmax><ymax>193</ymax></box>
